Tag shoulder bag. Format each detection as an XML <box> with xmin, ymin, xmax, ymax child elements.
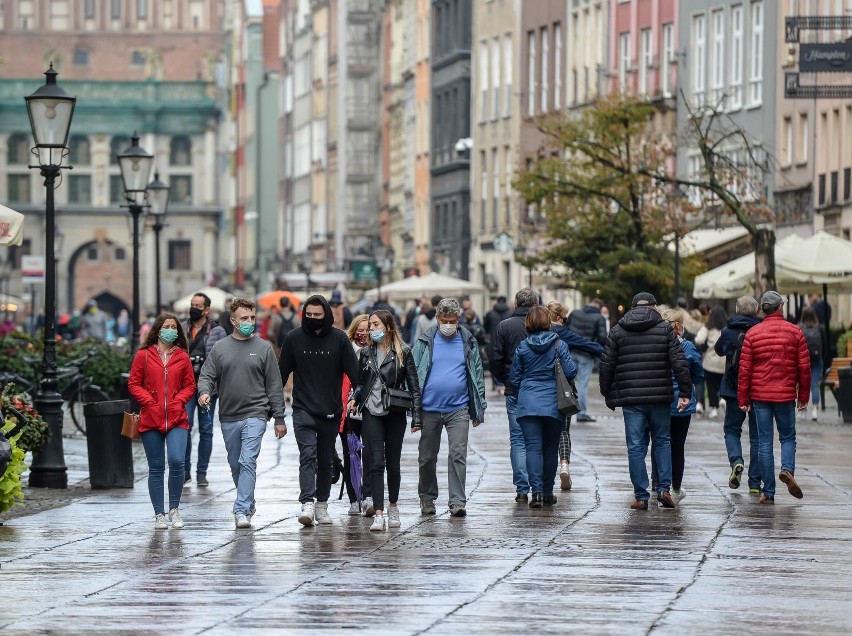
<box><xmin>375</xmin><ymin>347</ymin><xmax>414</xmax><ymax>413</ymax></box>
<box><xmin>122</xmin><ymin>351</ymin><xmax>148</xmax><ymax>439</ymax></box>
<box><xmin>554</xmin><ymin>342</ymin><xmax>580</xmax><ymax>418</ymax></box>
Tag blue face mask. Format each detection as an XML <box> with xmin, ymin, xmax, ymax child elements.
<box><xmin>369</xmin><ymin>329</ymin><xmax>385</xmax><ymax>343</ymax></box>
<box><xmin>159</xmin><ymin>328</ymin><xmax>179</xmax><ymax>344</ymax></box>
<box><xmin>236</xmin><ymin>322</ymin><xmax>255</xmax><ymax>337</ymax></box>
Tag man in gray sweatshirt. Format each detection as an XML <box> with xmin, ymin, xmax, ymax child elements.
<box><xmin>198</xmin><ymin>298</ymin><xmax>287</xmax><ymax>529</ymax></box>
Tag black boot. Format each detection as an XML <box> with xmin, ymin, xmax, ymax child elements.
<box><xmin>529</xmin><ymin>493</ymin><xmax>544</xmax><ymax>508</ymax></box>
<box><xmin>543</xmin><ymin>494</ymin><xmax>557</xmax><ymax>506</ymax></box>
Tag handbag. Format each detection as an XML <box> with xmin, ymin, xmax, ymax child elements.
<box><xmin>373</xmin><ymin>347</ymin><xmax>414</xmax><ymax>413</ymax></box>
<box><xmin>554</xmin><ymin>342</ymin><xmax>580</xmax><ymax>418</ymax></box>
<box><xmin>122</xmin><ymin>351</ymin><xmax>148</xmax><ymax>439</ymax></box>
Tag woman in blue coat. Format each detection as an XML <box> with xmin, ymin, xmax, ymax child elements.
<box><xmin>510</xmin><ymin>306</ymin><xmax>577</xmax><ymax>508</ymax></box>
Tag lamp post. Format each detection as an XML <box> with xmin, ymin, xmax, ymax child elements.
<box><xmin>25</xmin><ymin>64</ymin><xmax>76</xmax><ymax>489</ymax></box>
<box><xmin>147</xmin><ymin>172</ymin><xmax>170</xmax><ymax>314</ymax></box>
<box><xmin>117</xmin><ymin>135</ymin><xmax>154</xmax><ymax>352</ymax></box>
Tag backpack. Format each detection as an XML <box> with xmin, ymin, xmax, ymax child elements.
<box><xmin>277</xmin><ymin>311</ymin><xmax>297</xmax><ymax>349</ymax></box>
<box><xmin>725</xmin><ymin>331</ymin><xmax>747</xmax><ymax>391</ymax></box>
<box><xmin>801</xmin><ymin>326</ymin><xmax>822</xmax><ymax>360</ymax></box>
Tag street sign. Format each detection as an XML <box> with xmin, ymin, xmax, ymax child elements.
<box><xmin>351</xmin><ymin>261</ymin><xmax>378</xmax><ymax>282</ymax></box>
<box><xmin>21</xmin><ymin>255</ymin><xmax>45</xmax><ymax>285</ymax></box>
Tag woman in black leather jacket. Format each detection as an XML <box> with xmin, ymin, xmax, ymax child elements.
<box><xmin>348</xmin><ymin>310</ymin><xmax>422</xmax><ymax>531</ymax></box>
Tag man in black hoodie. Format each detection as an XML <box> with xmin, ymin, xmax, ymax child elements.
<box><xmin>279</xmin><ymin>294</ymin><xmax>359</xmax><ymax>527</ymax></box>
<box><xmin>599</xmin><ymin>292</ymin><xmax>692</xmax><ymax>510</ymax></box>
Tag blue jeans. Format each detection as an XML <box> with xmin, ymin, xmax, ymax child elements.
<box><xmin>573</xmin><ymin>352</ymin><xmax>594</xmax><ymax>417</ymax></box>
<box><xmin>505</xmin><ymin>395</ymin><xmax>529</xmax><ymax>495</ymax></box>
<box><xmin>185</xmin><ymin>394</ymin><xmax>217</xmax><ymax>476</ymax></box>
<box><xmin>810</xmin><ymin>361</ymin><xmax>823</xmax><ymax>406</ymax></box>
<box><xmin>723</xmin><ymin>397</ymin><xmax>761</xmax><ymax>489</ymax></box>
<box><xmin>141</xmin><ymin>427</ymin><xmax>189</xmax><ymax>515</ymax></box>
<box><xmin>220</xmin><ymin>418</ymin><xmax>267</xmax><ymax>515</ymax></box>
<box><xmin>623</xmin><ymin>404</ymin><xmax>672</xmax><ymax>500</ymax></box>
<box><xmin>519</xmin><ymin>415</ymin><xmax>562</xmax><ymax>495</ymax></box>
<box><xmin>752</xmin><ymin>401</ymin><xmax>797</xmax><ymax>499</ymax></box>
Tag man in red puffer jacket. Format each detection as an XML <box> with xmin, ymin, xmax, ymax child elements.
<box><xmin>738</xmin><ymin>291</ymin><xmax>811</xmax><ymax>504</ymax></box>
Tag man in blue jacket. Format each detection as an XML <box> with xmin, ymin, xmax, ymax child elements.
<box><xmin>413</xmin><ymin>298</ymin><xmax>486</xmax><ymax>517</ymax></box>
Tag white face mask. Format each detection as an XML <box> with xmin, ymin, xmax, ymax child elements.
<box><xmin>438</xmin><ymin>323</ymin><xmax>458</xmax><ymax>337</ymax></box>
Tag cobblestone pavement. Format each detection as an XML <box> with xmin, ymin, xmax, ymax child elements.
<box><xmin>1</xmin><ymin>385</ymin><xmax>851</xmax><ymax>635</ymax></box>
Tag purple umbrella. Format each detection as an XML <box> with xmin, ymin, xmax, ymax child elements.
<box><xmin>346</xmin><ymin>431</ymin><xmax>364</xmax><ymax>504</ymax></box>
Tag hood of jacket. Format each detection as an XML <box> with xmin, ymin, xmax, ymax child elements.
<box><xmin>525</xmin><ymin>330</ymin><xmax>559</xmax><ymax>353</ymax></box>
<box><xmin>493</xmin><ymin>302</ymin><xmax>511</xmax><ymax>314</ymax></box>
<box><xmin>301</xmin><ymin>294</ymin><xmax>334</xmax><ymax>336</ymax></box>
<box><xmin>727</xmin><ymin>314</ymin><xmax>761</xmax><ymax>331</ymax></box>
<box><xmin>618</xmin><ymin>306</ymin><xmax>663</xmax><ymax>332</ymax></box>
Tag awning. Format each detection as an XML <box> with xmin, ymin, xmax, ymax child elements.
<box><xmin>0</xmin><ymin>204</ymin><xmax>25</xmax><ymax>247</ymax></box>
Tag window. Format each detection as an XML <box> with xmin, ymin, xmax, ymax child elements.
<box><xmin>170</xmin><ymin>176</ymin><xmax>192</xmax><ymax>205</ymax></box>
<box><xmin>73</xmin><ymin>49</ymin><xmax>89</xmax><ymax>65</ymax></box>
<box><xmin>7</xmin><ymin>133</ymin><xmax>30</xmax><ymax>164</ymax></box>
<box><xmin>661</xmin><ymin>23</ymin><xmax>674</xmax><ymax>97</ymax></box>
<box><xmin>844</xmin><ymin>167</ymin><xmax>851</xmax><ymax>201</ymax></box>
<box><xmin>504</xmin><ymin>145</ymin><xmax>513</xmax><ymax>225</ymax></box>
<box><xmin>527</xmin><ymin>31</ymin><xmax>536</xmax><ymax>115</ymax></box>
<box><xmin>7</xmin><ymin>175</ymin><xmax>30</xmax><ymax>203</ymax></box>
<box><xmin>84</xmin><ymin>0</ymin><xmax>95</xmax><ymax>19</ymax></box>
<box><xmin>692</xmin><ymin>15</ymin><xmax>706</xmax><ymax>104</ymax></box>
<box><xmin>294</xmin><ymin>52</ymin><xmax>312</xmax><ymax>97</ymax></box>
<box><xmin>189</xmin><ymin>0</ymin><xmax>205</xmax><ymax>30</ymax></box>
<box><xmin>491</xmin><ymin>38</ymin><xmax>500</xmax><ymax>119</ymax></box>
<box><xmin>110</xmin><ymin>136</ymin><xmax>130</xmax><ymax>165</ymax></box>
<box><xmin>109</xmin><ymin>175</ymin><xmax>124</xmax><ymax>203</ymax></box>
<box><xmin>782</xmin><ymin>117</ymin><xmax>793</xmax><ymax>167</ymax></box>
<box><xmin>111</xmin><ymin>0</ymin><xmax>121</xmax><ymax>19</ymax></box>
<box><xmin>69</xmin><ymin>136</ymin><xmax>91</xmax><ymax>165</ymax></box>
<box><xmin>540</xmin><ymin>27</ymin><xmax>549</xmax><ymax>112</ymax></box>
<box><xmin>504</xmin><ymin>35</ymin><xmax>513</xmax><ymax>117</ymax></box>
<box><xmin>50</xmin><ymin>0</ymin><xmax>70</xmax><ymax>30</ymax></box>
<box><xmin>480</xmin><ymin>151</ymin><xmax>487</xmax><ymax>230</ymax></box>
<box><xmin>19</xmin><ymin>0</ymin><xmax>34</xmax><ymax>29</ymax></box>
<box><xmin>492</xmin><ymin>147</ymin><xmax>500</xmax><ymax>228</ymax></box>
<box><xmin>639</xmin><ymin>28</ymin><xmax>651</xmax><ymax>96</ymax></box>
<box><xmin>749</xmin><ymin>1</ymin><xmax>763</xmax><ymax>106</ymax></box>
<box><xmin>169</xmin><ymin>136</ymin><xmax>192</xmax><ymax>165</ymax></box>
<box><xmin>479</xmin><ymin>41</ymin><xmax>489</xmax><ymax>122</ymax></box>
<box><xmin>168</xmin><ymin>240</ymin><xmax>191</xmax><ymax>270</ymax></box>
<box><xmin>711</xmin><ymin>11</ymin><xmax>725</xmax><ymax>104</ymax></box>
<box><xmin>730</xmin><ymin>5</ymin><xmax>744</xmax><ymax>108</ymax></box>
<box><xmin>619</xmin><ymin>33</ymin><xmax>630</xmax><ymax>93</ymax></box>
<box><xmin>132</xmin><ymin>50</ymin><xmax>146</xmax><ymax>65</ymax></box>
<box><xmin>68</xmin><ymin>175</ymin><xmax>92</xmax><ymax>204</ymax></box>
<box><xmin>115</xmin><ymin>247</ymin><xmax>127</xmax><ymax>261</ymax></box>
<box><xmin>137</xmin><ymin>0</ymin><xmax>148</xmax><ymax>20</ymax></box>
<box><xmin>312</xmin><ymin>119</ymin><xmax>326</xmax><ymax>167</ymax></box>
<box><xmin>87</xmin><ymin>246</ymin><xmax>99</xmax><ymax>261</ymax></box>
<box><xmin>294</xmin><ymin>124</ymin><xmax>311</xmax><ymax>177</ymax></box>
<box><xmin>798</xmin><ymin>113</ymin><xmax>808</xmax><ymax>163</ymax></box>
<box><xmin>554</xmin><ymin>23</ymin><xmax>562</xmax><ymax>109</ymax></box>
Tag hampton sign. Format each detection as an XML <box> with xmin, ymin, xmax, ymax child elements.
<box><xmin>800</xmin><ymin>42</ymin><xmax>852</xmax><ymax>72</ymax></box>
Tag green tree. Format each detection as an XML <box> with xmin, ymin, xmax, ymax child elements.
<box><xmin>513</xmin><ymin>95</ymin><xmax>702</xmax><ymax>304</ymax></box>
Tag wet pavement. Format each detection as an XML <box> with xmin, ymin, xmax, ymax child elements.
<box><xmin>2</xmin><ymin>386</ymin><xmax>852</xmax><ymax>635</ymax></box>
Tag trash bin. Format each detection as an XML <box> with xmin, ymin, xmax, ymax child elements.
<box><xmin>838</xmin><ymin>366</ymin><xmax>852</xmax><ymax>424</ymax></box>
<box><xmin>84</xmin><ymin>400</ymin><xmax>134</xmax><ymax>489</ymax></box>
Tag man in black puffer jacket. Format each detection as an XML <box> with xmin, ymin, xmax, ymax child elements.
<box><xmin>599</xmin><ymin>292</ymin><xmax>692</xmax><ymax>510</ymax></box>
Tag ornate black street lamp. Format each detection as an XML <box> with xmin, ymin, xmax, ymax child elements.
<box><xmin>117</xmin><ymin>135</ymin><xmax>154</xmax><ymax>352</ymax></box>
<box><xmin>147</xmin><ymin>172</ymin><xmax>170</xmax><ymax>314</ymax></box>
<box><xmin>25</xmin><ymin>64</ymin><xmax>76</xmax><ymax>488</ymax></box>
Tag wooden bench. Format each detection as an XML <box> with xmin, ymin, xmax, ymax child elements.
<box><xmin>821</xmin><ymin>357</ymin><xmax>852</xmax><ymax>412</ymax></box>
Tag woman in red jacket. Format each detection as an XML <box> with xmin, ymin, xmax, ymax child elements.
<box><xmin>128</xmin><ymin>314</ymin><xmax>196</xmax><ymax>530</ymax></box>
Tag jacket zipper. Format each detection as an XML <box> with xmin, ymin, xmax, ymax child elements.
<box><xmin>163</xmin><ymin>360</ymin><xmax>169</xmax><ymax>433</ymax></box>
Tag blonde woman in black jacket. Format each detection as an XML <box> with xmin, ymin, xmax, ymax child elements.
<box><xmin>349</xmin><ymin>310</ymin><xmax>423</xmax><ymax>531</ymax></box>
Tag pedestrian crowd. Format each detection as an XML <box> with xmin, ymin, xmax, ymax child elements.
<box><xmin>127</xmin><ymin>284</ymin><xmax>816</xmax><ymax>531</ymax></box>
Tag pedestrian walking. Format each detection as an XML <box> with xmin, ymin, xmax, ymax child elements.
<box><xmin>413</xmin><ymin>298</ymin><xmax>486</xmax><ymax>517</ymax></box>
<box><xmin>547</xmin><ymin>301</ymin><xmax>603</xmax><ymax>491</ymax></box>
<box><xmin>489</xmin><ymin>288</ymin><xmax>538</xmax><ymax>502</ymax></box>
<box><xmin>651</xmin><ymin>309</ymin><xmax>703</xmax><ymax>504</ymax></box>
<box><xmin>80</xmin><ymin>299</ymin><xmax>108</xmax><ymax>341</ymax></box>
<box><xmin>279</xmin><ymin>294</ymin><xmax>359</xmax><ymax>526</ymax></box>
<box><xmin>128</xmin><ymin>314</ymin><xmax>196</xmax><ymax>530</ymax></box>
<box><xmin>510</xmin><ymin>306</ymin><xmax>577</xmax><ymax>508</ymax></box>
<box><xmin>738</xmin><ymin>291</ymin><xmax>810</xmax><ymax>504</ymax></box>
<box><xmin>564</xmin><ymin>298</ymin><xmax>608</xmax><ymax>422</ymax></box>
<box><xmin>715</xmin><ymin>296</ymin><xmax>762</xmax><ymax>494</ymax></box>
<box><xmin>411</xmin><ymin>295</ymin><xmax>441</xmax><ymax>344</ymax></box>
<box><xmin>349</xmin><ymin>311</ymin><xmax>422</xmax><ymax>531</ymax></box>
<box><xmin>599</xmin><ymin>292</ymin><xmax>691</xmax><ymax>510</ymax></box>
<box><xmin>182</xmin><ymin>292</ymin><xmax>227</xmax><ymax>487</ymax></box>
<box><xmin>197</xmin><ymin>298</ymin><xmax>287</xmax><ymax>529</ymax></box>
<box><xmin>340</xmin><ymin>315</ymin><xmax>373</xmax><ymax>516</ymax></box>
<box><xmin>695</xmin><ymin>306</ymin><xmax>728</xmax><ymax>418</ymax></box>
<box><xmin>484</xmin><ymin>296</ymin><xmax>513</xmax><ymax>392</ymax></box>
<box><xmin>799</xmin><ymin>306</ymin><xmax>828</xmax><ymax>421</ymax></box>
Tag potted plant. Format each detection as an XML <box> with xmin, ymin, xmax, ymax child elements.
<box><xmin>837</xmin><ymin>329</ymin><xmax>852</xmax><ymax>358</ymax></box>
<box><xmin>0</xmin><ymin>387</ymin><xmax>51</xmax><ymax>516</ymax></box>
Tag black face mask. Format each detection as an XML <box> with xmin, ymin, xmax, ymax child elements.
<box><xmin>303</xmin><ymin>317</ymin><xmax>325</xmax><ymax>333</ymax></box>
<box><xmin>189</xmin><ymin>307</ymin><xmax>204</xmax><ymax>322</ymax></box>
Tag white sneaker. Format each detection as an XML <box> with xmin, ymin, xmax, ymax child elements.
<box><xmin>314</xmin><ymin>501</ymin><xmax>333</xmax><ymax>525</ymax></box>
<box><xmin>247</xmin><ymin>504</ymin><xmax>256</xmax><ymax>523</ymax></box>
<box><xmin>672</xmin><ymin>488</ymin><xmax>687</xmax><ymax>503</ymax></box>
<box><xmin>348</xmin><ymin>501</ymin><xmax>361</xmax><ymax>515</ymax></box>
<box><xmin>298</xmin><ymin>501</ymin><xmax>315</xmax><ymax>526</ymax></box>
<box><xmin>696</xmin><ymin>403</ymin><xmax>704</xmax><ymax>414</ymax></box>
<box><xmin>811</xmin><ymin>406</ymin><xmax>818</xmax><ymax>421</ymax></box>
<box><xmin>560</xmin><ymin>464</ymin><xmax>572</xmax><ymax>491</ymax></box>
<box><xmin>168</xmin><ymin>508</ymin><xmax>184</xmax><ymax>529</ymax></box>
<box><xmin>154</xmin><ymin>514</ymin><xmax>168</xmax><ymax>530</ymax></box>
<box><xmin>387</xmin><ymin>506</ymin><xmax>401</xmax><ymax>528</ymax></box>
<box><xmin>709</xmin><ymin>408</ymin><xmax>718</xmax><ymax>419</ymax></box>
<box><xmin>370</xmin><ymin>514</ymin><xmax>385</xmax><ymax>531</ymax></box>
<box><xmin>235</xmin><ymin>514</ymin><xmax>251</xmax><ymax>529</ymax></box>
<box><xmin>361</xmin><ymin>497</ymin><xmax>375</xmax><ymax>517</ymax></box>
